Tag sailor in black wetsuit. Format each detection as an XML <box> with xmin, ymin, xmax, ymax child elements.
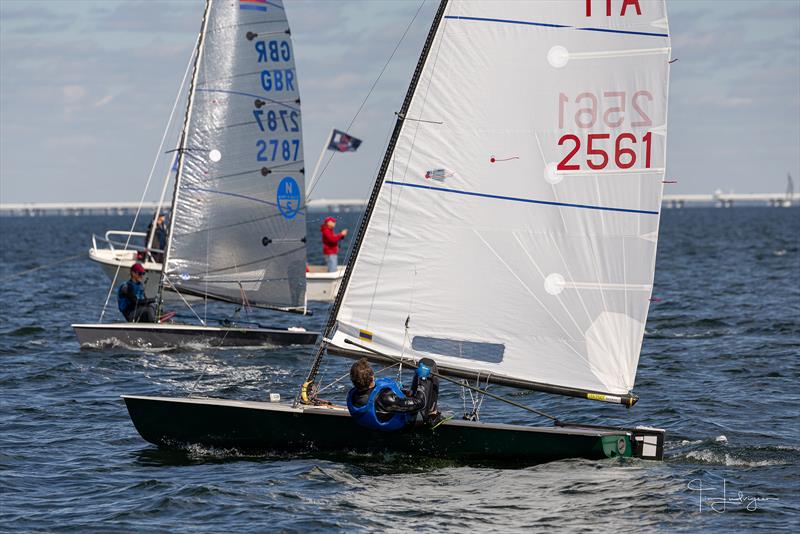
<box><xmin>346</xmin><ymin>357</ymin><xmax>440</xmax><ymax>431</ymax></box>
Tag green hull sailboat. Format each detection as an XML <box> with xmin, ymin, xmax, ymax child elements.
<box><xmin>124</xmin><ymin>396</ymin><xmax>664</xmax><ymax>464</ymax></box>
<box><xmin>125</xmin><ymin>0</ymin><xmax>673</xmax><ymax>465</ymax></box>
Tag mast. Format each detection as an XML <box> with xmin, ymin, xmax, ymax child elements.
<box><xmin>156</xmin><ymin>0</ymin><xmax>213</xmax><ymax>314</ymax></box>
<box><xmin>301</xmin><ymin>0</ymin><xmax>450</xmax><ymax>397</ymax></box>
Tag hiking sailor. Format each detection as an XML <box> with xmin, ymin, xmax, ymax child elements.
<box><xmin>347</xmin><ymin>357</ymin><xmax>441</xmax><ymax>430</ymax></box>
<box><xmin>117</xmin><ymin>263</ymin><xmax>156</xmax><ymax>323</ymax></box>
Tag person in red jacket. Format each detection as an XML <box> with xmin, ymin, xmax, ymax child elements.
<box><xmin>321</xmin><ymin>216</ymin><xmax>348</xmax><ymax>272</ymax></box>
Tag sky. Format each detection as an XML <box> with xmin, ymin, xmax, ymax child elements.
<box><xmin>0</xmin><ymin>0</ymin><xmax>798</xmax><ymax>203</ymax></box>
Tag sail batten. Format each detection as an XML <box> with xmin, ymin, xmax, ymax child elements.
<box><xmin>328</xmin><ymin>0</ymin><xmax>671</xmax><ymax>399</ymax></box>
<box><xmin>164</xmin><ymin>0</ymin><xmax>306</xmax><ymax>310</ymax></box>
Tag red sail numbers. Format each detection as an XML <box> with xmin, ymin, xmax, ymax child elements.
<box><xmin>557</xmin><ymin>132</ymin><xmax>652</xmax><ymax>171</ymax></box>
<box><xmin>556</xmin><ymin>91</ymin><xmax>655</xmax><ymax>172</ymax></box>
<box><xmin>585</xmin><ymin>0</ymin><xmax>643</xmax><ymax>17</ymax></box>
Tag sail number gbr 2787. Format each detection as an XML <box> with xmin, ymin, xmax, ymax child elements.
<box><xmin>557</xmin><ymin>90</ymin><xmax>654</xmax><ymax>171</ymax></box>
<box><xmin>256</xmin><ymin>139</ymin><xmax>300</xmax><ymax>162</ymax></box>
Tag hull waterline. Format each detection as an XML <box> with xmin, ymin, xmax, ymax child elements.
<box><xmin>122</xmin><ymin>395</ymin><xmax>665</xmax><ymax>465</ymax></box>
<box><xmin>73</xmin><ymin>323</ymin><xmax>318</xmax><ymax>348</ymax></box>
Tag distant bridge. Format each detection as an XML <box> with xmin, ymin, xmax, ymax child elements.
<box><xmin>0</xmin><ymin>198</ymin><xmax>367</xmax><ymax>216</ymax></box>
<box><xmin>662</xmin><ymin>191</ymin><xmax>797</xmax><ymax>208</ymax></box>
<box><xmin>0</xmin><ymin>192</ymin><xmax>795</xmax><ymax>216</ymax></box>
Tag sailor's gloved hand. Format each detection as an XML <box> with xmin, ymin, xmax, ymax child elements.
<box><xmin>142</xmin><ymin>298</ymin><xmax>156</xmax><ymax>306</ymax></box>
<box><xmin>415</xmin><ymin>362</ymin><xmax>431</xmax><ymax>380</ymax></box>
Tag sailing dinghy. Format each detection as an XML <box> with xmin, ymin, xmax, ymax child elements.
<box><xmin>124</xmin><ymin>0</ymin><xmax>671</xmax><ymax>464</ymax></box>
<box><xmin>74</xmin><ymin>0</ymin><xmax>318</xmax><ymax>349</ymax></box>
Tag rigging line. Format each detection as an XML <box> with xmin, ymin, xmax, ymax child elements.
<box><xmin>158</xmin><ymin>0</ymin><xmax>213</xmax><ymax>317</ymax></box>
<box><xmin>176</xmin><ymin>245</ymin><xmax>304</xmax><ymax>277</ymax></box>
<box><xmin>305</xmin><ymin>0</ymin><xmax>427</xmax><ymax>200</ymax></box>
<box><xmin>205</xmin><ymin>188</ymin><xmax>211</xmax><ymax>325</ymax></box>
<box><xmin>300</xmin><ymin>0</ymin><xmax>450</xmax><ymax>395</ymax></box>
<box><xmin>205</xmin><ymin>161</ymin><xmax>303</xmax><ymax>181</ymax></box>
<box><xmin>99</xmin><ymin>35</ymin><xmax>199</xmax><ymax>323</ymax></box>
<box><xmin>195</xmin><ymin>88</ymin><xmax>299</xmax><ymax>111</ymax></box>
<box><xmin>385</xmin><ymin>2</ymin><xmax>449</xmax><ymax>234</ymax></box>
<box><xmin>315</xmin><ymin>361</ymin><xmax>400</xmax><ymax>396</ymax></box>
<box><xmin>320</xmin><ymin>118</ymin><xmax>394</xmax><ymax>326</ymax></box>
<box><xmin>473</xmin><ymin>230</ymin><xmax>586</xmax><ymax>354</ymax></box>
<box><xmin>0</xmin><ymin>253</ymin><xmax>83</xmax><ymax>281</ymax></box>
<box><xmin>163</xmin><ymin>276</ymin><xmax>206</xmax><ymax>325</ymax></box>
<box><xmin>344</xmin><ymin>338</ymin><xmax>560</xmax><ymax>423</ymax></box>
<box><xmin>365</xmin><ymin>1</ymin><xmax>449</xmax><ymax>325</ymax></box>
<box><xmin>182</xmin><ymin>187</ymin><xmax>279</xmax><ymax>207</ymax></box>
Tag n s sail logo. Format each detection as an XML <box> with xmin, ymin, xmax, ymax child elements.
<box><xmin>277</xmin><ymin>176</ymin><xmax>300</xmax><ymax>219</ymax></box>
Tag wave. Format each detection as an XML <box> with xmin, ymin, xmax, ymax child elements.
<box><xmin>3</xmin><ymin>326</ymin><xmax>45</xmax><ymax>337</ymax></box>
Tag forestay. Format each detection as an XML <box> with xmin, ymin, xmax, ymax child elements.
<box><xmin>329</xmin><ymin>0</ymin><xmax>671</xmax><ymax>398</ymax></box>
<box><xmin>165</xmin><ymin>0</ymin><xmax>306</xmax><ymax>310</ymax></box>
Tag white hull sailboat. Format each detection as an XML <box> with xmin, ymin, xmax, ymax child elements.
<box><xmin>74</xmin><ymin>0</ymin><xmax>319</xmax><ymax>349</ymax></box>
<box><xmin>125</xmin><ymin>0</ymin><xmax>673</xmax><ymax>464</ymax></box>
<box><xmin>88</xmin><ymin>237</ymin><xmax>344</xmax><ymax>303</ymax></box>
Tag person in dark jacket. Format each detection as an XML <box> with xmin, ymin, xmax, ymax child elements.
<box><xmin>118</xmin><ymin>263</ymin><xmax>156</xmax><ymax>323</ymax></box>
<box><xmin>346</xmin><ymin>357</ymin><xmax>440</xmax><ymax>431</ymax></box>
<box><xmin>320</xmin><ymin>216</ymin><xmax>348</xmax><ymax>272</ymax></box>
<box><xmin>145</xmin><ymin>213</ymin><xmax>168</xmax><ymax>263</ymax></box>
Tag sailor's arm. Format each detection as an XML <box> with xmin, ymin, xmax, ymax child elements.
<box><xmin>376</xmin><ymin>388</ymin><xmax>426</xmax><ymax>414</ymax></box>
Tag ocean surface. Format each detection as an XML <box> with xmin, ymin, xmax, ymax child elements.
<box><xmin>0</xmin><ymin>208</ymin><xmax>798</xmax><ymax>532</ymax></box>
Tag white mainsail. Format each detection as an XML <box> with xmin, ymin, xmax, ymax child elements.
<box><xmin>164</xmin><ymin>0</ymin><xmax>307</xmax><ymax>310</ymax></box>
<box><xmin>328</xmin><ymin>0</ymin><xmax>671</xmax><ymax>399</ymax></box>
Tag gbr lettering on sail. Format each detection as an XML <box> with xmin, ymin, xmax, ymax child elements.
<box><xmin>251</xmin><ymin>38</ymin><xmax>301</xmax><ymax>164</ymax></box>
<box><xmin>557</xmin><ymin>0</ymin><xmax>656</xmax><ymax>173</ymax></box>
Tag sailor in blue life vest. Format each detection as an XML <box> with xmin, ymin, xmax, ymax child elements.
<box><xmin>117</xmin><ymin>263</ymin><xmax>156</xmax><ymax>323</ymax></box>
<box><xmin>347</xmin><ymin>357</ymin><xmax>441</xmax><ymax>431</ymax></box>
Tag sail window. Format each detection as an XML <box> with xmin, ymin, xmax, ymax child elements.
<box><xmin>411</xmin><ymin>336</ymin><xmax>504</xmax><ymax>364</ymax></box>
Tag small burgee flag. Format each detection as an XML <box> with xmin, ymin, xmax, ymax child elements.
<box><xmin>327</xmin><ymin>129</ymin><xmax>362</xmax><ymax>152</ymax></box>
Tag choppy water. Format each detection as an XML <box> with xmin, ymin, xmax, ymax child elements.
<box><xmin>1</xmin><ymin>208</ymin><xmax>798</xmax><ymax>532</ymax></box>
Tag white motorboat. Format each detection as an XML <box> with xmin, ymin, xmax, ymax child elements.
<box><xmin>88</xmin><ymin>230</ymin><xmax>344</xmax><ymax>302</ymax></box>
